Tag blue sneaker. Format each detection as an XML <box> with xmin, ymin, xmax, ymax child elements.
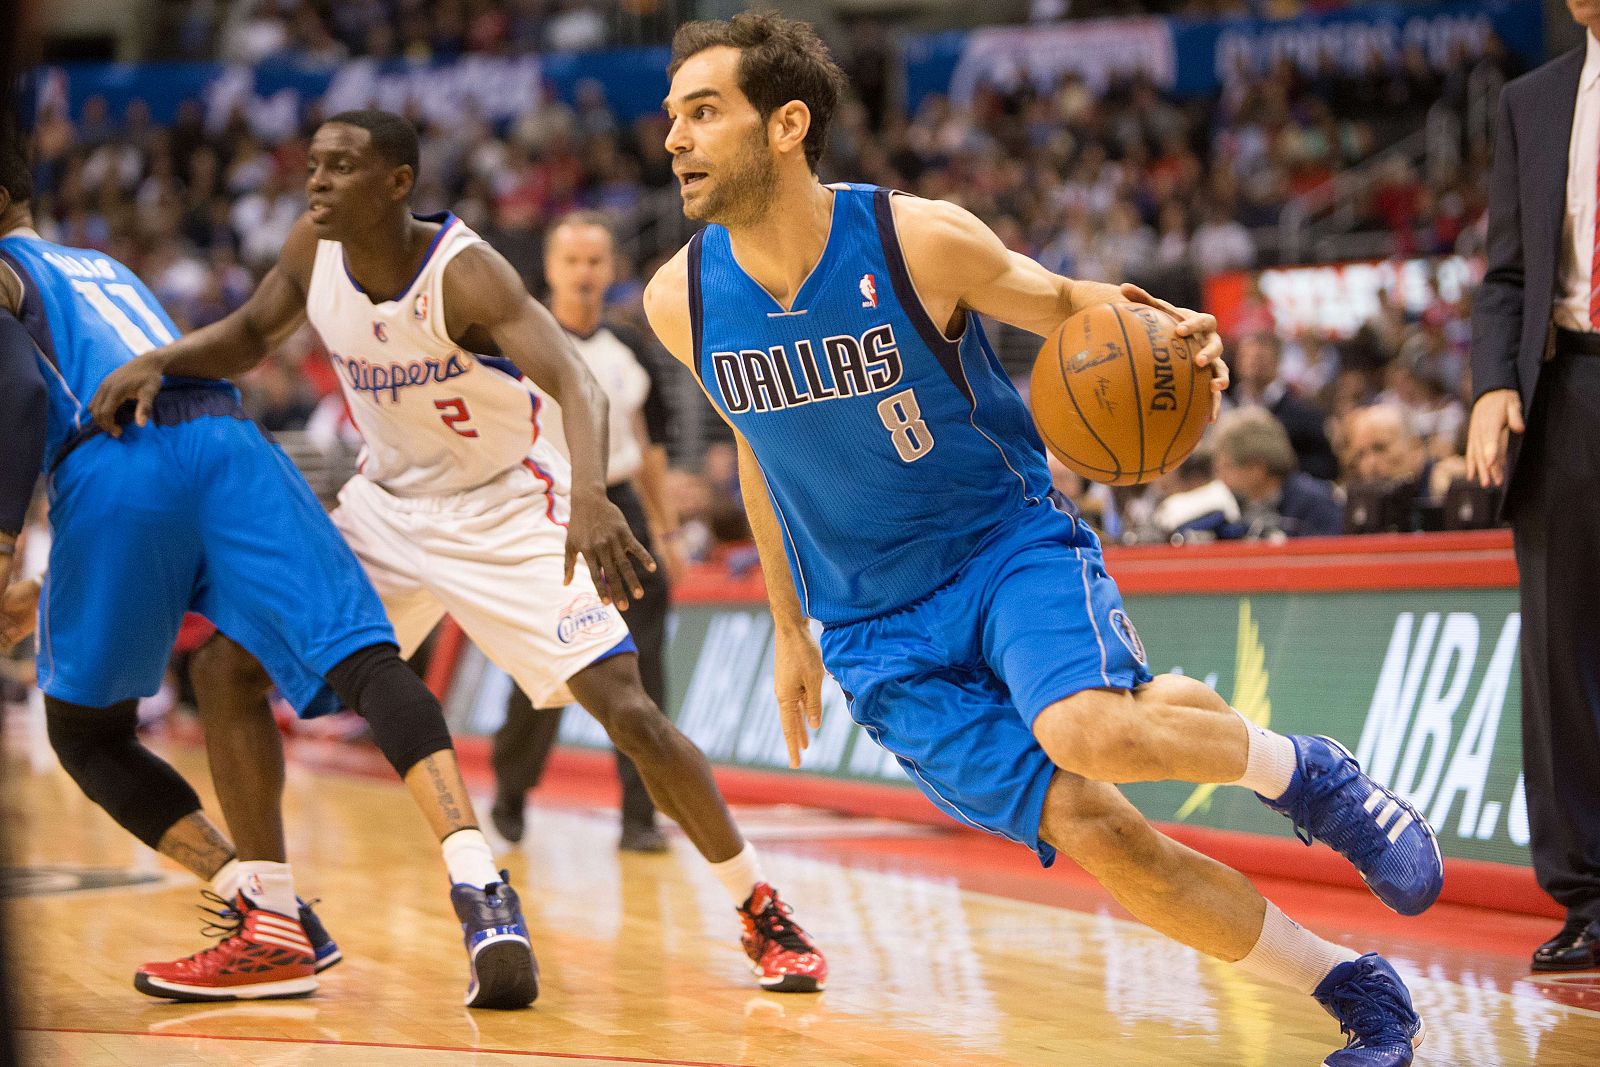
<box><xmin>1313</xmin><ymin>954</ymin><xmax>1425</xmax><ymax>1066</ymax></box>
<box><xmin>450</xmin><ymin>871</ymin><xmax>538</xmax><ymax>1009</ymax></box>
<box><xmin>1261</xmin><ymin>736</ymin><xmax>1444</xmax><ymax>915</ymax></box>
<box><xmin>297</xmin><ymin>898</ymin><xmax>342</xmax><ymax>973</ymax></box>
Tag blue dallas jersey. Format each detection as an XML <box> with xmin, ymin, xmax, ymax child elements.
<box><xmin>691</xmin><ymin>184</ymin><xmax>1059</xmax><ymax>625</ymax></box>
<box><xmin>0</xmin><ymin>233</ymin><xmax>227</xmax><ymax>471</ymax></box>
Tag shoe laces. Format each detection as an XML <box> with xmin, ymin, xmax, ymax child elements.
<box><xmin>1288</xmin><ymin>752</ymin><xmax>1391</xmax><ymax>868</ymax></box>
<box><xmin>174</xmin><ymin>890</ymin><xmax>250</xmax><ymax>965</ymax></box>
<box><xmin>746</xmin><ymin>893</ymin><xmax>811</xmax><ymax>955</ymax></box>
<box><xmin>1324</xmin><ymin>967</ymin><xmax>1413</xmax><ymax>1047</ymax></box>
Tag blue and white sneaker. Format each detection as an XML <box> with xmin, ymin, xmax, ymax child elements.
<box><xmin>1313</xmin><ymin>953</ymin><xmax>1425</xmax><ymax>1066</ymax></box>
<box><xmin>297</xmin><ymin>898</ymin><xmax>342</xmax><ymax>973</ymax></box>
<box><xmin>450</xmin><ymin>871</ymin><xmax>538</xmax><ymax>1009</ymax></box>
<box><xmin>1260</xmin><ymin>736</ymin><xmax>1444</xmax><ymax>915</ymax></box>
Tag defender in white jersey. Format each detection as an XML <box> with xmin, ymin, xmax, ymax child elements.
<box><xmin>95</xmin><ymin>109</ymin><xmax>828</xmax><ymax>993</ymax></box>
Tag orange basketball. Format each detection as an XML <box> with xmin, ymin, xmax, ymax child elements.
<box><xmin>1029</xmin><ymin>302</ymin><xmax>1212</xmax><ymax>487</ymax></box>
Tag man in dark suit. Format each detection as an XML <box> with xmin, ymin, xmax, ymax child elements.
<box><xmin>1470</xmin><ymin>3</ymin><xmax>1600</xmax><ymax>972</ymax></box>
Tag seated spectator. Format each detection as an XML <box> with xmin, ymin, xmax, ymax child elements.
<box><xmin>1340</xmin><ymin>404</ymin><xmax>1436</xmax><ymax>533</ymax></box>
<box><xmin>1229</xmin><ymin>332</ymin><xmax>1339</xmax><ymax>481</ymax></box>
<box><xmin>1213</xmin><ymin>408</ymin><xmax>1344</xmax><ymax>539</ymax></box>
<box><xmin>1153</xmin><ymin>448</ymin><xmax>1242</xmax><ymax>543</ymax></box>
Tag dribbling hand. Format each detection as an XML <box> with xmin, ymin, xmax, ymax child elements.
<box><xmin>564</xmin><ymin>488</ymin><xmax>655</xmax><ymax>611</ymax></box>
<box><xmin>89</xmin><ymin>353</ymin><xmax>166</xmax><ymax>437</ymax></box>
<box><xmin>1120</xmin><ymin>283</ymin><xmax>1229</xmax><ymax>421</ymax></box>
<box><xmin>774</xmin><ymin>624</ymin><xmax>825</xmax><ymax>769</ymax></box>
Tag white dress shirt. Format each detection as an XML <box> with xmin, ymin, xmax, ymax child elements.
<box><xmin>1555</xmin><ymin>32</ymin><xmax>1600</xmax><ymax>332</ymax></box>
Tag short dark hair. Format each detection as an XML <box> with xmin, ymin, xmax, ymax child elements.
<box><xmin>669</xmin><ymin>13</ymin><xmax>847</xmax><ymax>172</ymax></box>
<box><xmin>0</xmin><ymin>124</ymin><xmax>31</xmax><ymax>204</ymax></box>
<box><xmin>321</xmin><ymin>109</ymin><xmax>420</xmax><ymax>175</ymax></box>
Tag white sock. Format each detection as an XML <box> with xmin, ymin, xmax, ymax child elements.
<box><xmin>235</xmin><ymin>861</ymin><xmax>299</xmax><ymax>920</ymax></box>
<box><xmin>441</xmin><ymin>828</ymin><xmax>500</xmax><ymax>890</ymax></box>
<box><xmin>1228</xmin><ymin>711</ymin><xmax>1298</xmax><ymax>800</ymax></box>
<box><xmin>1234</xmin><ymin>902</ymin><xmax>1360</xmax><ymax>994</ymax></box>
<box><xmin>709</xmin><ymin>843</ymin><xmax>765</xmax><ymax>907</ymax></box>
<box><xmin>210</xmin><ymin>858</ymin><xmax>241</xmax><ymax>901</ymax></box>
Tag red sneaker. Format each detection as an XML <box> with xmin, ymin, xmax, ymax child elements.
<box><xmin>737</xmin><ymin>883</ymin><xmax>827</xmax><ymax>993</ymax></box>
<box><xmin>134</xmin><ymin>892</ymin><xmax>317</xmax><ymax>1002</ymax></box>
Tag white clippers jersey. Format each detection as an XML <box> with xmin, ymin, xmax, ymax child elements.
<box><xmin>530</xmin><ymin>326</ymin><xmax>650</xmax><ymax>486</ymax></box>
<box><xmin>306</xmin><ymin>211</ymin><xmax>569</xmax><ymax>500</ymax></box>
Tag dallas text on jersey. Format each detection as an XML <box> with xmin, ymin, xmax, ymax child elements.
<box><xmin>710</xmin><ymin>324</ymin><xmax>903</xmax><ymax>415</ymax></box>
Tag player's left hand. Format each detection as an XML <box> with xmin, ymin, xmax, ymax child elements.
<box><xmin>0</xmin><ymin>575</ymin><xmax>40</xmax><ymax>651</ymax></box>
<box><xmin>89</xmin><ymin>352</ymin><xmax>166</xmax><ymax>437</ymax></box>
<box><xmin>564</xmin><ymin>487</ymin><xmax>656</xmax><ymax>610</ymax></box>
<box><xmin>1121</xmin><ymin>283</ymin><xmax>1228</xmax><ymax>421</ymax></box>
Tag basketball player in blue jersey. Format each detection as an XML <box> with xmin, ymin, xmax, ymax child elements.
<box><xmin>645</xmin><ymin>15</ymin><xmax>1441</xmax><ymax>1066</ymax></box>
<box><xmin>0</xmin><ymin>142</ymin><xmax>541</xmax><ymax>1010</ymax></box>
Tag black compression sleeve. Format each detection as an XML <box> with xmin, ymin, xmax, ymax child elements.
<box><xmin>0</xmin><ymin>312</ymin><xmax>46</xmax><ymax>534</ymax></box>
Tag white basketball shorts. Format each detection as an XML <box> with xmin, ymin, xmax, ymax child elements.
<box><xmin>331</xmin><ymin>464</ymin><xmax>632</xmax><ymax>708</ymax></box>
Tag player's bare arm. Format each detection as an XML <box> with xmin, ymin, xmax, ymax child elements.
<box><xmin>88</xmin><ymin>217</ymin><xmax>319</xmax><ymax>435</ymax></box>
<box><xmin>645</xmin><ymin>255</ymin><xmax>824</xmax><ymax>767</ymax></box>
<box><xmin>0</xmin><ymin>259</ymin><xmax>40</xmax><ymax>586</ymax></box>
<box><xmin>890</xmin><ymin>195</ymin><xmax>1229</xmax><ymax>417</ymax></box>
<box><xmin>444</xmin><ymin>241</ymin><xmax>653</xmax><ymax>607</ymax></box>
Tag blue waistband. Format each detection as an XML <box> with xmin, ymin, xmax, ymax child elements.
<box><xmin>52</xmin><ymin>381</ymin><xmax>246</xmax><ymax>472</ymax></box>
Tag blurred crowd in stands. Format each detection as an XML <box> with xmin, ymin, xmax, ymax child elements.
<box><xmin>21</xmin><ymin>0</ymin><xmax>1517</xmax><ymax>562</ymax></box>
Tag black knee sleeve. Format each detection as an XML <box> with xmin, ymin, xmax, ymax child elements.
<box><xmin>45</xmin><ymin>697</ymin><xmax>202</xmax><ymax>849</ymax></box>
<box><xmin>326</xmin><ymin>644</ymin><xmax>454</xmax><ymax>776</ymax></box>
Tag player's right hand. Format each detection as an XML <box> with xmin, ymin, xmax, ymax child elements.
<box><xmin>89</xmin><ymin>353</ymin><xmax>166</xmax><ymax>437</ymax></box>
<box><xmin>1465</xmin><ymin>388</ymin><xmax>1525</xmax><ymax>488</ymax></box>
<box><xmin>774</xmin><ymin>624</ymin><xmax>825</xmax><ymax>769</ymax></box>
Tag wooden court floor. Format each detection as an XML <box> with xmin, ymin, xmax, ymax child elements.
<box><xmin>6</xmin><ymin>747</ymin><xmax>1600</xmax><ymax>1066</ymax></box>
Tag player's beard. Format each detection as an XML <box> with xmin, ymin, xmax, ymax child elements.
<box><xmin>688</xmin><ymin>128</ymin><xmax>779</xmax><ymax>229</ymax></box>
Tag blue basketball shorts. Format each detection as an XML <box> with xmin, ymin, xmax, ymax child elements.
<box><xmin>39</xmin><ymin>414</ymin><xmax>395</xmax><ymax>717</ymax></box>
<box><xmin>819</xmin><ymin>502</ymin><xmax>1153</xmax><ymax>866</ymax></box>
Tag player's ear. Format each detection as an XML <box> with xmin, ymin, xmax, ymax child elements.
<box><xmin>0</xmin><ymin>188</ymin><xmax>11</xmax><ymax>216</ymax></box>
<box><xmin>769</xmin><ymin>100</ymin><xmax>811</xmax><ymax>159</ymax></box>
<box><xmin>390</xmin><ymin>164</ymin><xmax>416</xmax><ymax>204</ymax></box>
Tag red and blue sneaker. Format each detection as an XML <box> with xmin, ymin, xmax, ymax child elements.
<box><xmin>737</xmin><ymin>883</ymin><xmax>826</xmax><ymax>993</ymax></box>
<box><xmin>1260</xmin><ymin>736</ymin><xmax>1444</xmax><ymax>916</ymax></box>
<box><xmin>134</xmin><ymin>893</ymin><xmax>316</xmax><ymax>1002</ymax></box>
<box><xmin>450</xmin><ymin>872</ymin><xmax>538</xmax><ymax>1009</ymax></box>
<box><xmin>1313</xmin><ymin>953</ymin><xmax>1425</xmax><ymax>1066</ymax></box>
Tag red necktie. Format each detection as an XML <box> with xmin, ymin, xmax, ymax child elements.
<box><xmin>1590</xmin><ymin>151</ymin><xmax>1600</xmax><ymax>328</ymax></box>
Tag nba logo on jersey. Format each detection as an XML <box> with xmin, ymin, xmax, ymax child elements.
<box><xmin>412</xmin><ymin>293</ymin><xmax>429</xmax><ymax>320</ymax></box>
<box><xmin>373</xmin><ymin>321</ymin><xmax>387</xmax><ymax>343</ymax></box>
<box><xmin>859</xmin><ymin>273</ymin><xmax>877</xmax><ymax>309</ymax></box>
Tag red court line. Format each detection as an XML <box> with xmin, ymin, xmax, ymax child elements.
<box><xmin>19</xmin><ymin>1027</ymin><xmax>756</xmax><ymax>1067</ymax></box>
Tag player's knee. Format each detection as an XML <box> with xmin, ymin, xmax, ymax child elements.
<box><xmin>597</xmin><ymin>696</ymin><xmax>678</xmax><ymax>763</ymax></box>
<box><xmin>326</xmin><ymin>644</ymin><xmax>454</xmax><ymax>777</ymax></box>
<box><xmin>1041</xmin><ymin>779</ymin><xmax>1162</xmax><ymax>873</ymax></box>
<box><xmin>45</xmin><ymin>697</ymin><xmax>136</xmax><ymax>774</ymax></box>
<box><xmin>1033</xmin><ymin>691</ymin><xmax>1150</xmax><ymax>782</ymax></box>
<box><xmin>1138</xmin><ymin>672</ymin><xmax>1229</xmax><ymax>715</ymax></box>
<box><xmin>189</xmin><ymin>635</ymin><xmax>274</xmax><ymax>714</ymax></box>
<box><xmin>44</xmin><ymin>696</ymin><xmax>202</xmax><ymax>848</ymax></box>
